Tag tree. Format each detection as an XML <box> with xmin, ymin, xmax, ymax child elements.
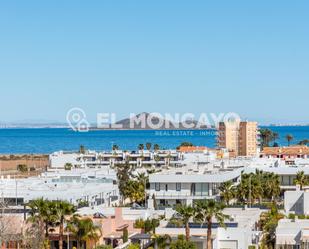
<box><xmin>153</xmin><ymin>144</ymin><xmax>160</xmax><ymax>151</ymax></box>
<box><xmin>152</xmin><ymin>234</ymin><xmax>171</xmax><ymax>249</ymax></box>
<box><xmin>294</xmin><ymin>171</ymin><xmax>309</xmax><ymax>190</ymax></box>
<box><xmin>122</xmin><ymin>227</ymin><xmax>128</xmax><ymax>243</ymax></box>
<box><xmin>79</xmin><ymin>145</ymin><xmax>86</xmax><ymax>154</ymax></box>
<box><xmin>67</xmin><ymin>215</ymin><xmax>102</xmax><ymax>249</ymax></box>
<box><xmin>146</xmin><ymin>143</ymin><xmax>152</xmax><ymax>150</ymax></box>
<box><xmin>134</xmin><ymin>218</ymin><xmax>159</xmax><ymax>234</ymax></box>
<box><xmin>54</xmin><ymin>201</ymin><xmax>76</xmax><ymax>249</ymax></box>
<box><xmin>219</xmin><ymin>181</ymin><xmax>235</xmax><ymax>206</ymax></box>
<box><xmin>298</xmin><ymin>139</ymin><xmax>309</xmax><ymax>146</ymax></box>
<box><xmin>17</xmin><ymin>164</ymin><xmax>28</xmax><ymax>173</ymax></box>
<box><xmin>170</xmin><ymin>235</ymin><xmax>196</xmax><ymax>249</ymax></box>
<box><xmin>126</xmin><ymin>180</ymin><xmax>145</xmax><ymax>203</ymax></box>
<box><xmin>128</xmin><ymin>244</ymin><xmax>140</xmax><ymax>249</ymax></box>
<box><xmin>27</xmin><ymin>199</ymin><xmax>58</xmax><ymax>248</ymax></box>
<box><xmin>138</xmin><ymin>144</ymin><xmax>144</xmax><ymax>150</ymax></box>
<box><xmin>259</xmin><ymin>129</ymin><xmax>278</xmax><ymax>148</ymax></box>
<box><xmin>115</xmin><ymin>161</ymin><xmax>132</xmax><ymax>202</ymax></box>
<box><xmin>172</xmin><ymin>205</ymin><xmax>195</xmax><ymax>241</ymax></box>
<box><xmin>194</xmin><ymin>200</ymin><xmax>229</xmax><ymax>249</ymax></box>
<box><xmin>260</xmin><ymin>203</ymin><xmax>284</xmax><ymax>249</ymax></box>
<box><xmin>112</xmin><ymin>144</ymin><xmax>119</xmax><ymax>151</ymax></box>
<box><xmin>262</xmin><ymin>172</ymin><xmax>281</xmax><ymax>201</ymax></box>
<box><xmin>285</xmin><ymin>134</ymin><xmax>293</xmax><ymax>146</ymax></box>
<box><xmin>64</xmin><ymin>163</ymin><xmax>73</xmax><ymax>171</ymax></box>
<box><xmin>176</xmin><ymin>142</ymin><xmax>194</xmax><ymax>150</ymax></box>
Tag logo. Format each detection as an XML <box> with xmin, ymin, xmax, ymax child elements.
<box><xmin>66</xmin><ymin>107</ymin><xmax>90</xmax><ymax>132</ymax></box>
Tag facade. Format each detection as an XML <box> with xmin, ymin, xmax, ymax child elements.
<box><xmin>148</xmin><ymin>165</ymin><xmax>242</xmax><ymax>208</ymax></box>
<box><xmin>49</xmin><ymin>150</ymin><xmax>182</xmax><ymax>169</ymax></box>
<box><xmin>284</xmin><ymin>189</ymin><xmax>309</xmax><ymax>215</ymax></box>
<box><xmin>276</xmin><ymin>219</ymin><xmax>309</xmax><ymax>249</ymax></box>
<box><xmin>260</xmin><ymin>146</ymin><xmax>309</xmax><ymax>162</ymax></box>
<box><xmin>0</xmin><ymin>169</ymin><xmax>119</xmax><ymax>207</ymax></box>
<box><xmin>156</xmin><ymin>208</ymin><xmax>262</xmax><ymax>249</ymax></box>
<box><xmin>218</xmin><ymin>120</ymin><xmax>258</xmax><ymax>157</ymax></box>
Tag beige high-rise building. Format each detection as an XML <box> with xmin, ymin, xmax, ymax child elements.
<box><xmin>218</xmin><ymin>120</ymin><xmax>258</xmax><ymax>157</ymax></box>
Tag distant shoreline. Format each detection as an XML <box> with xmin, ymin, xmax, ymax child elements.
<box><xmin>1</xmin><ymin>125</ymin><xmax>309</xmax><ymax>129</ymax></box>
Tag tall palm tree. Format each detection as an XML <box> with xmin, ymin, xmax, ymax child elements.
<box><xmin>67</xmin><ymin>215</ymin><xmax>102</xmax><ymax>249</ymax></box>
<box><xmin>28</xmin><ymin>199</ymin><xmax>57</xmax><ymax>236</ymax></box>
<box><xmin>55</xmin><ymin>201</ymin><xmax>76</xmax><ymax>249</ymax></box>
<box><xmin>286</xmin><ymin>134</ymin><xmax>293</xmax><ymax>146</ymax></box>
<box><xmin>194</xmin><ymin>200</ymin><xmax>229</xmax><ymax>249</ymax></box>
<box><xmin>259</xmin><ymin>129</ymin><xmax>276</xmax><ymax>148</ymax></box>
<box><xmin>262</xmin><ymin>173</ymin><xmax>281</xmax><ymax>201</ymax></box>
<box><xmin>27</xmin><ymin>199</ymin><xmax>58</xmax><ymax>247</ymax></box>
<box><xmin>294</xmin><ymin>171</ymin><xmax>309</xmax><ymax>190</ymax></box>
<box><xmin>146</xmin><ymin>143</ymin><xmax>152</xmax><ymax>151</ymax></box>
<box><xmin>172</xmin><ymin>204</ymin><xmax>195</xmax><ymax>241</ymax></box>
<box><xmin>153</xmin><ymin>144</ymin><xmax>160</xmax><ymax>151</ymax></box>
<box><xmin>138</xmin><ymin>144</ymin><xmax>144</xmax><ymax>151</ymax></box>
<box><xmin>112</xmin><ymin>144</ymin><xmax>119</xmax><ymax>151</ymax></box>
<box><xmin>219</xmin><ymin>181</ymin><xmax>235</xmax><ymax>206</ymax></box>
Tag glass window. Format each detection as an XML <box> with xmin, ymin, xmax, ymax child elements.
<box><xmin>155</xmin><ymin>183</ymin><xmax>160</xmax><ymax>191</ymax></box>
<box><xmin>176</xmin><ymin>183</ymin><xmax>181</xmax><ymax>191</ymax></box>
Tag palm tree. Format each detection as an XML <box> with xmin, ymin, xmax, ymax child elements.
<box><xmin>27</xmin><ymin>198</ymin><xmax>57</xmax><ymax>239</ymax></box>
<box><xmin>260</xmin><ymin>203</ymin><xmax>284</xmax><ymax>249</ymax></box>
<box><xmin>262</xmin><ymin>172</ymin><xmax>281</xmax><ymax>201</ymax></box>
<box><xmin>79</xmin><ymin>145</ymin><xmax>86</xmax><ymax>154</ymax></box>
<box><xmin>194</xmin><ymin>200</ymin><xmax>229</xmax><ymax>249</ymax></box>
<box><xmin>219</xmin><ymin>181</ymin><xmax>235</xmax><ymax>206</ymax></box>
<box><xmin>27</xmin><ymin>199</ymin><xmax>58</xmax><ymax>247</ymax></box>
<box><xmin>146</xmin><ymin>143</ymin><xmax>152</xmax><ymax>151</ymax></box>
<box><xmin>152</xmin><ymin>234</ymin><xmax>171</xmax><ymax>249</ymax></box>
<box><xmin>112</xmin><ymin>144</ymin><xmax>119</xmax><ymax>151</ymax></box>
<box><xmin>172</xmin><ymin>205</ymin><xmax>195</xmax><ymax>241</ymax></box>
<box><xmin>294</xmin><ymin>171</ymin><xmax>309</xmax><ymax>190</ymax></box>
<box><xmin>153</xmin><ymin>144</ymin><xmax>160</xmax><ymax>151</ymax></box>
<box><xmin>138</xmin><ymin>144</ymin><xmax>144</xmax><ymax>151</ymax></box>
<box><xmin>67</xmin><ymin>215</ymin><xmax>102</xmax><ymax>249</ymax></box>
<box><xmin>259</xmin><ymin>129</ymin><xmax>277</xmax><ymax>148</ymax></box>
<box><xmin>286</xmin><ymin>134</ymin><xmax>293</xmax><ymax>146</ymax></box>
<box><xmin>55</xmin><ymin>201</ymin><xmax>76</xmax><ymax>249</ymax></box>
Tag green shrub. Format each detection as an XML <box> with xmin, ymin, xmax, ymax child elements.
<box><xmin>127</xmin><ymin>244</ymin><xmax>140</xmax><ymax>249</ymax></box>
<box><xmin>17</xmin><ymin>164</ymin><xmax>28</xmax><ymax>173</ymax></box>
<box><xmin>64</xmin><ymin>163</ymin><xmax>73</xmax><ymax>170</ymax></box>
<box><xmin>95</xmin><ymin>246</ymin><xmax>113</xmax><ymax>249</ymax></box>
<box><xmin>288</xmin><ymin>213</ymin><xmax>296</xmax><ymax>219</ymax></box>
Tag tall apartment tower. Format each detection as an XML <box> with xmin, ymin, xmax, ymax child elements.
<box><xmin>218</xmin><ymin>120</ymin><xmax>258</xmax><ymax>157</ymax></box>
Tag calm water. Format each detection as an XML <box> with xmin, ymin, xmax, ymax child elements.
<box><xmin>0</xmin><ymin>126</ymin><xmax>308</xmax><ymax>154</ymax></box>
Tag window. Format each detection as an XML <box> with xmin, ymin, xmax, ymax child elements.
<box><xmin>155</xmin><ymin>183</ymin><xmax>160</xmax><ymax>191</ymax></box>
<box><xmin>176</xmin><ymin>183</ymin><xmax>181</xmax><ymax>191</ymax></box>
<box><xmin>165</xmin><ymin>184</ymin><xmax>168</xmax><ymax>191</ymax></box>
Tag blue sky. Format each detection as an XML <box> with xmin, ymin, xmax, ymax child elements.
<box><xmin>0</xmin><ymin>0</ymin><xmax>308</xmax><ymax>124</ymax></box>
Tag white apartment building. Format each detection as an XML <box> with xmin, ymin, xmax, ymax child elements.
<box><xmin>156</xmin><ymin>208</ymin><xmax>262</xmax><ymax>249</ymax></box>
<box><xmin>276</xmin><ymin>219</ymin><xmax>309</xmax><ymax>249</ymax></box>
<box><xmin>49</xmin><ymin>150</ymin><xmax>182</xmax><ymax>169</ymax></box>
<box><xmin>148</xmin><ymin>165</ymin><xmax>243</xmax><ymax>207</ymax></box>
<box><xmin>0</xmin><ymin>169</ymin><xmax>119</xmax><ymax>207</ymax></box>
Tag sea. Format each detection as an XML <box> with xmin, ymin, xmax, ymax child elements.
<box><xmin>0</xmin><ymin>126</ymin><xmax>308</xmax><ymax>154</ymax></box>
